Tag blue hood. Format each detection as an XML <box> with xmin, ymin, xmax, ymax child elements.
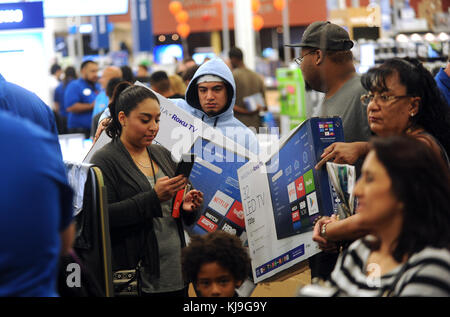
<box><xmin>172</xmin><ymin>58</ymin><xmax>259</xmax><ymax>154</ymax></box>
<box><xmin>184</xmin><ymin>58</ymin><xmax>236</xmax><ymax>120</ymax></box>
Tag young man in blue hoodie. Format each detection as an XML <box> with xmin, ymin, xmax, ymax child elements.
<box><xmin>172</xmin><ymin>58</ymin><xmax>259</xmax><ymax>155</ymax></box>
<box><xmin>94</xmin><ymin>59</ymin><xmax>259</xmax><ymax>154</ymax></box>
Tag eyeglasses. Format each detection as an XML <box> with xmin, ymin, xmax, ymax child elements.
<box><xmin>360</xmin><ymin>93</ymin><xmax>412</xmax><ymax>106</ymax></box>
<box><xmin>294</xmin><ymin>50</ymin><xmax>317</xmax><ymax>66</ymax></box>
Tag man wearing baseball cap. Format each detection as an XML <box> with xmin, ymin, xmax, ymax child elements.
<box><xmin>286</xmin><ymin>21</ymin><xmax>371</xmax><ymax>281</ymax></box>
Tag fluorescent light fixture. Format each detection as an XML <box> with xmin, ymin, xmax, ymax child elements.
<box><xmin>424</xmin><ymin>33</ymin><xmax>435</xmax><ymax>42</ymax></box>
<box><xmin>395</xmin><ymin>34</ymin><xmax>409</xmax><ymax>43</ymax></box>
<box><xmin>43</xmin><ymin>0</ymin><xmax>128</xmax><ymax>17</ymax></box>
<box><xmin>410</xmin><ymin>33</ymin><xmax>422</xmax><ymax>42</ymax></box>
<box><xmin>438</xmin><ymin>32</ymin><xmax>449</xmax><ymax>41</ymax></box>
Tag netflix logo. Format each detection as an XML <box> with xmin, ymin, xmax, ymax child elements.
<box><xmin>208</xmin><ymin>190</ymin><xmax>234</xmax><ymax>216</ymax></box>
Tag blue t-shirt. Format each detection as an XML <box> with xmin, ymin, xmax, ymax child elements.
<box><xmin>54</xmin><ymin>81</ymin><xmax>72</xmax><ymax>118</ymax></box>
<box><xmin>92</xmin><ymin>90</ymin><xmax>109</xmax><ymax>118</ymax></box>
<box><xmin>435</xmin><ymin>68</ymin><xmax>450</xmax><ymax>107</ymax></box>
<box><xmin>64</xmin><ymin>78</ymin><xmax>100</xmax><ymax>130</ymax></box>
<box><xmin>0</xmin><ymin>110</ymin><xmax>73</xmax><ymax>296</ymax></box>
<box><xmin>0</xmin><ymin>73</ymin><xmax>58</xmax><ymax>135</ymax></box>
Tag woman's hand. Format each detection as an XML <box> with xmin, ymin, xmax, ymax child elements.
<box><xmin>154</xmin><ymin>175</ymin><xmax>187</xmax><ymax>202</ymax></box>
<box><xmin>315</xmin><ymin>142</ymin><xmax>369</xmax><ymax>170</ymax></box>
<box><xmin>182</xmin><ymin>190</ymin><xmax>204</xmax><ymax>212</ymax></box>
<box><xmin>93</xmin><ymin>117</ymin><xmax>111</xmax><ymax>143</ymax></box>
<box><xmin>313</xmin><ymin>215</ymin><xmax>339</xmax><ymax>252</ymax></box>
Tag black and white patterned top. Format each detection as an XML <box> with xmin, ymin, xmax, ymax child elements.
<box><xmin>299</xmin><ymin>237</ymin><xmax>450</xmax><ymax>297</ymax></box>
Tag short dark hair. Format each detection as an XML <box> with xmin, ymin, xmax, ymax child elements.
<box><xmin>149</xmin><ymin>70</ymin><xmax>170</xmax><ymax>92</ymax></box>
<box><xmin>181</xmin><ymin>231</ymin><xmax>251</xmax><ymax>285</ymax></box>
<box><xmin>50</xmin><ymin>63</ymin><xmax>61</xmax><ymax>75</ymax></box>
<box><xmin>80</xmin><ymin>60</ymin><xmax>97</xmax><ymax>70</ymax></box>
<box><xmin>369</xmin><ymin>136</ymin><xmax>450</xmax><ymax>262</ymax></box>
<box><xmin>228</xmin><ymin>47</ymin><xmax>243</xmax><ymax>61</ymax></box>
<box><xmin>63</xmin><ymin>66</ymin><xmax>77</xmax><ymax>86</ymax></box>
<box><xmin>120</xmin><ymin>65</ymin><xmax>135</xmax><ymax>83</ymax></box>
<box><xmin>325</xmin><ymin>49</ymin><xmax>353</xmax><ymax>64</ymax></box>
<box><xmin>105</xmin><ymin>77</ymin><xmax>123</xmax><ymax>98</ymax></box>
<box><xmin>182</xmin><ymin>65</ymin><xmax>200</xmax><ymax>83</ymax></box>
<box><xmin>106</xmin><ymin>82</ymin><xmax>159</xmax><ymax>139</ymax></box>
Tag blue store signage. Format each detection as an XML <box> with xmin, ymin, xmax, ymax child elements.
<box><xmin>91</xmin><ymin>15</ymin><xmax>110</xmax><ymax>50</ymax></box>
<box><xmin>0</xmin><ymin>1</ymin><xmax>44</xmax><ymax>31</ymax></box>
<box><xmin>131</xmin><ymin>0</ymin><xmax>154</xmax><ymax>53</ymax></box>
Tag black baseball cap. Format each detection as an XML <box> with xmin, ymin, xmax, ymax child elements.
<box><xmin>286</xmin><ymin>21</ymin><xmax>354</xmax><ymax>51</ymax></box>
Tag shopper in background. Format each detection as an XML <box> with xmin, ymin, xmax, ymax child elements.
<box><xmin>91</xmin><ymin>77</ymin><xmax>124</xmax><ymax>138</ymax></box>
<box><xmin>55</xmin><ymin>66</ymin><xmax>77</xmax><ymax>134</ymax></box>
<box><xmin>149</xmin><ymin>70</ymin><xmax>184</xmax><ymax>99</ymax></box>
<box><xmin>228</xmin><ymin>46</ymin><xmax>267</xmax><ymax>130</ymax></box>
<box><xmin>49</xmin><ymin>63</ymin><xmax>62</xmax><ymax>112</ymax></box>
<box><xmin>169</xmin><ymin>73</ymin><xmax>187</xmax><ymax>98</ymax></box>
<box><xmin>313</xmin><ymin>57</ymin><xmax>450</xmax><ymax>259</ymax></box>
<box><xmin>120</xmin><ymin>65</ymin><xmax>135</xmax><ymax>84</ymax></box>
<box><xmin>315</xmin><ymin>57</ymin><xmax>450</xmax><ymax>170</ymax></box>
<box><xmin>0</xmin><ymin>110</ymin><xmax>74</xmax><ymax>296</ymax></box>
<box><xmin>434</xmin><ymin>57</ymin><xmax>450</xmax><ymax>107</ymax></box>
<box><xmin>176</xmin><ymin>57</ymin><xmax>197</xmax><ymax>78</ymax></box>
<box><xmin>287</xmin><ymin>20</ymin><xmax>371</xmax><ymax>281</ymax></box>
<box><xmin>181</xmin><ymin>64</ymin><xmax>200</xmax><ymax>88</ymax></box>
<box><xmin>136</xmin><ymin>63</ymin><xmax>150</xmax><ymax>78</ymax></box>
<box><xmin>172</xmin><ymin>58</ymin><xmax>259</xmax><ymax>155</ymax></box>
<box><xmin>64</xmin><ymin>60</ymin><xmax>101</xmax><ymax>138</ymax></box>
<box><xmin>300</xmin><ymin>136</ymin><xmax>450</xmax><ymax>297</ymax></box>
<box><xmin>91</xmin><ymin>82</ymin><xmax>203</xmax><ymax>297</ymax></box>
<box><xmin>182</xmin><ymin>231</ymin><xmax>251</xmax><ymax>297</ymax></box>
<box><xmin>287</xmin><ymin>21</ymin><xmax>371</xmax><ymax>145</ymax></box>
<box><xmin>92</xmin><ymin>66</ymin><xmax>123</xmax><ymax>118</ymax></box>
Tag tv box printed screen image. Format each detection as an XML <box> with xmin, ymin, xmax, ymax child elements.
<box><xmin>184</xmin><ymin>137</ymin><xmax>250</xmax><ymax>238</ymax></box>
<box><xmin>265</xmin><ymin>117</ymin><xmax>344</xmax><ymax>240</ymax></box>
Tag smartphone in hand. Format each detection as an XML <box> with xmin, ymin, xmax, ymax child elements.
<box><xmin>175</xmin><ymin>153</ymin><xmax>196</xmax><ymax>177</ymax></box>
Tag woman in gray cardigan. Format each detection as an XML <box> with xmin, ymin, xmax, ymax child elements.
<box><xmin>91</xmin><ymin>82</ymin><xmax>203</xmax><ymax>296</ymax></box>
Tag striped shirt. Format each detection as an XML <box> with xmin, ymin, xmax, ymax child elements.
<box><xmin>299</xmin><ymin>238</ymin><xmax>450</xmax><ymax>297</ymax></box>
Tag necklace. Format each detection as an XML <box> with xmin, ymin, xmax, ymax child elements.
<box><xmin>134</xmin><ymin>159</ymin><xmax>152</xmax><ymax>168</ymax></box>
<box><xmin>132</xmin><ymin>150</ymin><xmax>157</xmax><ymax>184</ymax></box>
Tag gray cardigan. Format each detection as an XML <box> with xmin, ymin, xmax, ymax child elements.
<box><xmin>91</xmin><ymin>138</ymin><xmax>197</xmax><ymax>277</ymax></box>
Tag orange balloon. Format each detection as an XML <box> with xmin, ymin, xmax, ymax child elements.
<box><xmin>273</xmin><ymin>0</ymin><xmax>286</xmax><ymax>11</ymax></box>
<box><xmin>169</xmin><ymin>1</ymin><xmax>182</xmax><ymax>15</ymax></box>
<box><xmin>253</xmin><ymin>14</ymin><xmax>264</xmax><ymax>31</ymax></box>
<box><xmin>175</xmin><ymin>10</ymin><xmax>189</xmax><ymax>24</ymax></box>
<box><xmin>251</xmin><ymin>0</ymin><xmax>260</xmax><ymax>13</ymax></box>
<box><xmin>177</xmin><ymin>23</ymin><xmax>190</xmax><ymax>38</ymax></box>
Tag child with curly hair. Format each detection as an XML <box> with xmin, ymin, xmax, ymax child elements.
<box><xmin>181</xmin><ymin>231</ymin><xmax>251</xmax><ymax>297</ymax></box>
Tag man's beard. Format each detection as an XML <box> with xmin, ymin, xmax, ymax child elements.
<box><xmin>205</xmin><ymin>109</ymin><xmax>219</xmax><ymax>116</ymax></box>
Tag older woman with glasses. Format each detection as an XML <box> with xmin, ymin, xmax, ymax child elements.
<box><xmin>312</xmin><ymin>57</ymin><xmax>450</xmax><ymax>258</ymax></box>
<box><xmin>315</xmin><ymin>57</ymin><xmax>450</xmax><ymax>169</ymax></box>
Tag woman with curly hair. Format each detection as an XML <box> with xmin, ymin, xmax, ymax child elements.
<box><xmin>181</xmin><ymin>231</ymin><xmax>251</xmax><ymax>297</ymax></box>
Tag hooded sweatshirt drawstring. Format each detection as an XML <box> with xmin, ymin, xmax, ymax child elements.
<box><xmin>201</xmin><ymin>114</ymin><xmax>219</xmax><ymax>127</ymax></box>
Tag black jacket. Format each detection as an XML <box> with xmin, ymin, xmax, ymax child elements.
<box><xmin>91</xmin><ymin>138</ymin><xmax>197</xmax><ymax>277</ymax></box>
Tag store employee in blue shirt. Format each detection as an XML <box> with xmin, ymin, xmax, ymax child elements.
<box><xmin>435</xmin><ymin>58</ymin><xmax>450</xmax><ymax>107</ymax></box>
<box><xmin>64</xmin><ymin>60</ymin><xmax>100</xmax><ymax>138</ymax></box>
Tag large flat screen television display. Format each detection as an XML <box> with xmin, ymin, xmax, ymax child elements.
<box><xmin>153</xmin><ymin>44</ymin><xmax>183</xmax><ymax>64</ymax></box>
